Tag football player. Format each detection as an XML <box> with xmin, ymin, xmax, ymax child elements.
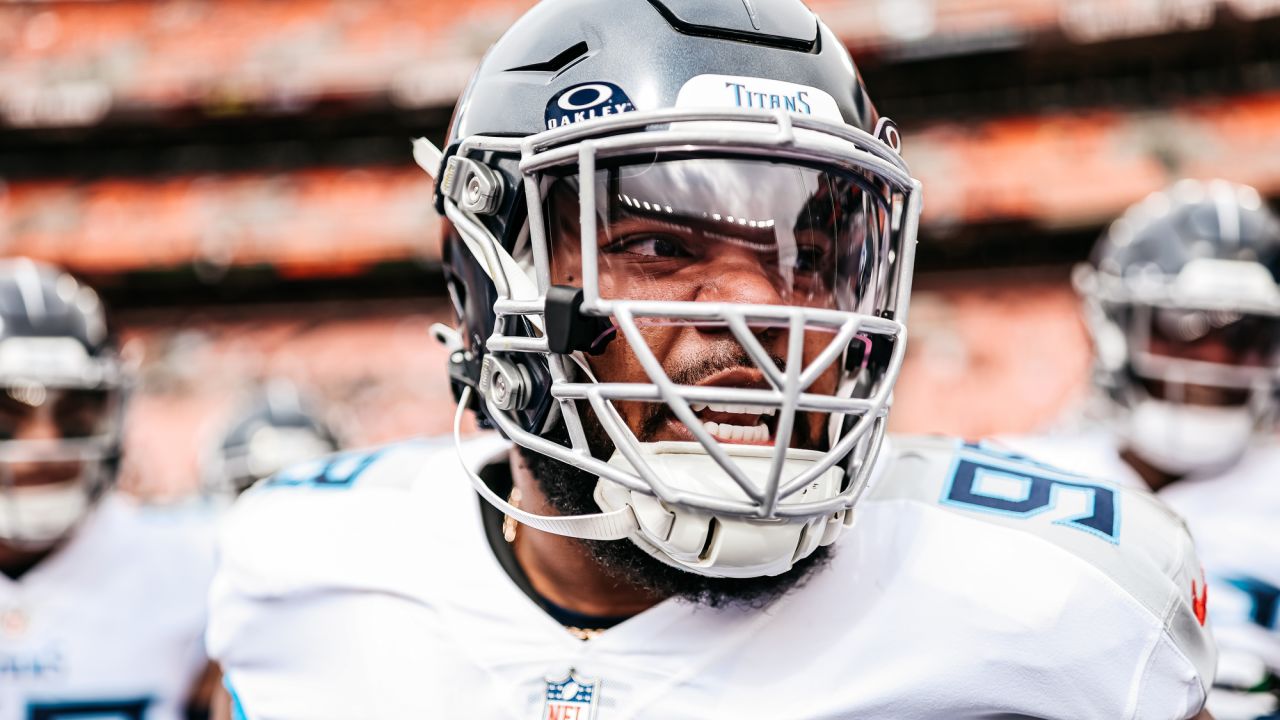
<box><xmin>203</xmin><ymin>380</ymin><xmax>341</xmax><ymax>498</ymax></box>
<box><xmin>0</xmin><ymin>258</ymin><xmax>218</xmax><ymax>720</ymax></box>
<box><xmin>1008</xmin><ymin>180</ymin><xmax>1280</xmax><ymax>718</ymax></box>
<box><xmin>208</xmin><ymin>1</ymin><xmax>1217</xmax><ymax>717</ymax></box>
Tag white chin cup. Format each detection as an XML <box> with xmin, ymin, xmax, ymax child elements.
<box><xmin>593</xmin><ymin>442</ymin><xmax>851</xmax><ymax>579</ymax></box>
<box><xmin>0</xmin><ymin>481</ymin><xmax>92</xmax><ymax>548</ymax></box>
<box><xmin>1126</xmin><ymin>399</ymin><xmax>1255</xmax><ymax>476</ymax></box>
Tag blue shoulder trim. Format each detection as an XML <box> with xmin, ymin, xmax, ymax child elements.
<box><xmin>225</xmin><ymin>675</ymin><xmax>249</xmax><ymax>720</ymax></box>
<box><xmin>264</xmin><ymin>448</ymin><xmax>385</xmax><ymax>490</ymax></box>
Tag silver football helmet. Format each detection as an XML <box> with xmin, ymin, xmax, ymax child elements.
<box><xmin>420</xmin><ymin>0</ymin><xmax>922</xmax><ymax>578</ymax></box>
<box><xmin>204</xmin><ymin>380</ymin><xmax>341</xmax><ymax>497</ymax></box>
<box><xmin>1076</xmin><ymin>179</ymin><xmax>1280</xmax><ymax>475</ymax></box>
<box><xmin>0</xmin><ymin>258</ymin><xmax>125</xmax><ymax>548</ymax></box>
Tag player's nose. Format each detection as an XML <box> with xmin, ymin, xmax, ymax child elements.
<box><xmin>693</xmin><ymin>248</ymin><xmax>785</xmax><ymax>307</ymax></box>
<box><xmin>13</xmin><ymin>411</ymin><xmax>62</xmax><ymax>442</ymax></box>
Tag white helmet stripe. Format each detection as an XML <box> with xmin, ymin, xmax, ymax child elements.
<box><xmin>15</xmin><ymin>257</ymin><xmax>47</xmax><ymax>321</ymax></box>
<box><xmin>1211</xmin><ymin>178</ymin><xmax>1242</xmax><ymax>246</ymax></box>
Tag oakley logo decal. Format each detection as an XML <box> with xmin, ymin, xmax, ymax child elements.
<box><xmin>545</xmin><ymin>82</ymin><xmax>635</xmax><ymax>130</ymax></box>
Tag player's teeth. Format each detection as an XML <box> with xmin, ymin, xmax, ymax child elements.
<box><xmin>702</xmin><ymin>420</ymin><xmax>768</xmax><ymax>443</ymax></box>
<box><xmin>698</xmin><ymin>402</ymin><xmax>776</xmax><ymax>417</ymax></box>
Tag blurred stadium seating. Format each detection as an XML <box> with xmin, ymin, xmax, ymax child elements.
<box><xmin>3</xmin><ymin>168</ymin><xmax>437</xmax><ymax>274</ymax></box>
<box><xmin>2</xmin><ymin>0</ymin><xmax>1278</xmax><ymax>496</ymax></box>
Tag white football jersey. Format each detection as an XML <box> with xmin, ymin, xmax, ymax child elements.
<box><xmin>208</xmin><ymin>435</ymin><xmax>1214</xmax><ymax>720</ymax></box>
<box><xmin>0</xmin><ymin>493</ymin><xmax>218</xmax><ymax>720</ymax></box>
<box><xmin>1004</xmin><ymin>433</ymin><xmax>1280</xmax><ymax>674</ymax></box>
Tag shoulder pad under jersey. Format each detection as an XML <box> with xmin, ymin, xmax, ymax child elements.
<box><xmin>868</xmin><ymin>435</ymin><xmax>1216</xmax><ymax>689</ymax></box>
<box><xmin>214</xmin><ymin>434</ymin><xmax>509</xmax><ymax>600</ymax></box>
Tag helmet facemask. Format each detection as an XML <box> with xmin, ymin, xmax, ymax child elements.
<box><xmin>436</xmin><ymin>109</ymin><xmax>920</xmax><ymax>578</ymax></box>
<box><xmin>0</xmin><ymin>338</ymin><xmax>124</xmax><ymax>549</ymax></box>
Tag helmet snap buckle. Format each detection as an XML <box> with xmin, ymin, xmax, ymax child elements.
<box><xmin>480</xmin><ymin>355</ymin><xmax>531</xmax><ymax>411</ymax></box>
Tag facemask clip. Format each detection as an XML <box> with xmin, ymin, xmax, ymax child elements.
<box><xmin>545</xmin><ymin>285</ymin><xmax>615</xmax><ymax>356</ymax></box>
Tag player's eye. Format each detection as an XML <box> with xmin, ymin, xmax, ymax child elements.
<box><xmin>794</xmin><ymin>245</ymin><xmax>829</xmax><ymax>274</ymax></box>
<box><xmin>0</xmin><ymin>411</ymin><xmax>35</xmax><ymax>442</ymax></box>
<box><xmin>0</xmin><ymin>393</ymin><xmax>32</xmax><ymax>441</ymax></box>
<box><xmin>603</xmin><ymin>234</ymin><xmax>695</xmax><ymax>259</ymax></box>
<box><xmin>53</xmin><ymin>391</ymin><xmax>109</xmax><ymax>439</ymax></box>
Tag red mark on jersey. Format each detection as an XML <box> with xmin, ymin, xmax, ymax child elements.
<box><xmin>1191</xmin><ymin>579</ymin><xmax>1208</xmax><ymax>626</ymax></box>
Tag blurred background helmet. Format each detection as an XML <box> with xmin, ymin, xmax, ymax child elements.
<box><xmin>205</xmin><ymin>379</ymin><xmax>341</xmax><ymax>497</ymax></box>
<box><xmin>431</xmin><ymin>0</ymin><xmax>922</xmax><ymax>577</ymax></box>
<box><xmin>0</xmin><ymin>257</ymin><xmax>124</xmax><ymax>547</ymax></box>
<box><xmin>1076</xmin><ymin>179</ymin><xmax>1280</xmax><ymax>475</ymax></box>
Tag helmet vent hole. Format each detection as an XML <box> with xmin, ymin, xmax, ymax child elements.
<box><xmin>505</xmin><ymin>41</ymin><xmax>591</xmax><ymax>75</ymax></box>
<box><xmin>698</xmin><ymin>517</ymin><xmax>720</xmax><ymax>562</ymax></box>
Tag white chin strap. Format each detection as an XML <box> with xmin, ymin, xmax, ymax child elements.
<box><xmin>1126</xmin><ymin>398</ymin><xmax>1255</xmax><ymax>476</ymax></box>
<box><xmin>454</xmin><ymin>387</ymin><xmax>638</xmax><ymax>541</ymax></box>
<box><xmin>453</xmin><ymin>388</ymin><xmax>853</xmax><ymax>577</ymax></box>
<box><xmin>0</xmin><ymin>480</ymin><xmax>92</xmax><ymax>548</ymax></box>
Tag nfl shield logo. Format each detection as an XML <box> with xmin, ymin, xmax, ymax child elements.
<box><xmin>542</xmin><ymin>669</ymin><xmax>600</xmax><ymax>720</ymax></box>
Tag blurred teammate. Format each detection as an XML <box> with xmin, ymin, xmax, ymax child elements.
<box><xmin>0</xmin><ymin>258</ymin><xmax>217</xmax><ymax>720</ymax></box>
<box><xmin>203</xmin><ymin>380</ymin><xmax>340</xmax><ymax>498</ymax></box>
<box><xmin>1010</xmin><ymin>180</ymin><xmax>1280</xmax><ymax>718</ymax></box>
<box><xmin>208</xmin><ymin>1</ymin><xmax>1216</xmax><ymax>717</ymax></box>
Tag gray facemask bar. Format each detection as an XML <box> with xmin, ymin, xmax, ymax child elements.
<box><xmin>0</xmin><ymin>436</ymin><xmax>120</xmax><ymax>463</ymax></box>
<box><xmin>445</xmin><ymin>108</ymin><xmax>920</xmax><ymax>522</ymax></box>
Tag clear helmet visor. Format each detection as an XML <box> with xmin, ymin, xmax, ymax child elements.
<box><xmin>1149</xmin><ymin>307</ymin><xmax>1280</xmax><ymax>368</ymax></box>
<box><xmin>547</xmin><ymin>155</ymin><xmax>890</xmax><ymax>315</ymax></box>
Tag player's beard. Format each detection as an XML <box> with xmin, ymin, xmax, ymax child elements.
<box><xmin>520</xmin><ymin>351</ymin><xmax>833</xmax><ymax>609</ymax></box>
